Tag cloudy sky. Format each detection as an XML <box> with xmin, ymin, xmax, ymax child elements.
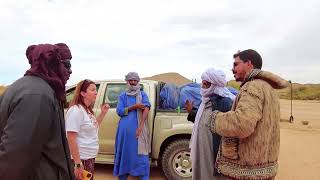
<box><xmin>1</xmin><ymin>0</ymin><xmax>319</xmax><ymax>86</ymax></box>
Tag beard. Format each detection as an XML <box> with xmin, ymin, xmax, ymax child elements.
<box><xmin>127</xmin><ymin>83</ymin><xmax>140</xmax><ymax>91</ymax></box>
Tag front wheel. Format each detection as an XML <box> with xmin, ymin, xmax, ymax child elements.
<box><xmin>161</xmin><ymin>139</ymin><xmax>192</xmax><ymax>180</ymax></box>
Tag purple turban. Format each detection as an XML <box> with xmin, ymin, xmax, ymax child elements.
<box><xmin>24</xmin><ymin>43</ymin><xmax>72</xmax><ymax>102</ymax></box>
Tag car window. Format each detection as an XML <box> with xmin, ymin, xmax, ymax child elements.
<box><xmin>65</xmin><ymin>83</ymin><xmax>100</xmax><ymax>109</ymax></box>
<box><xmin>104</xmin><ymin>83</ymin><xmax>144</xmax><ymax>108</ymax></box>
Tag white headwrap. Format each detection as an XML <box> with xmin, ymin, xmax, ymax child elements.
<box><xmin>190</xmin><ymin>68</ymin><xmax>235</xmax><ymax>160</ymax></box>
<box><xmin>201</xmin><ymin>68</ymin><xmax>235</xmax><ymax>101</ymax></box>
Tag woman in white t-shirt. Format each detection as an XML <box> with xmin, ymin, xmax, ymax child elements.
<box><xmin>66</xmin><ymin>79</ymin><xmax>109</xmax><ymax>180</ymax></box>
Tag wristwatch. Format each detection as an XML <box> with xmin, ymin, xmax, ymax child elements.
<box><xmin>74</xmin><ymin>162</ymin><xmax>83</xmax><ymax>168</ymax></box>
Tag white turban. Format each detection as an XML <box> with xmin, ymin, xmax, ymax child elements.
<box><xmin>190</xmin><ymin>68</ymin><xmax>235</xmax><ymax>161</ymax></box>
<box><xmin>200</xmin><ymin>68</ymin><xmax>235</xmax><ymax>100</ymax></box>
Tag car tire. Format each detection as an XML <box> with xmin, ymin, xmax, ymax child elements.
<box><xmin>161</xmin><ymin>139</ymin><xmax>192</xmax><ymax>180</ymax></box>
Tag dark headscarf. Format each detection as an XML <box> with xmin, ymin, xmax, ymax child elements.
<box><xmin>55</xmin><ymin>43</ymin><xmax>72</xmax><ymax>60</ymax></box>
<box><xmin>26</xmin><ymin>45</ymin><xmax>36</xmax><ymax>64</ymax></box>
<box><xmin>24</xmin><ymin>43</ymin><xmax>72</xmax><ymax>102</ymax></box>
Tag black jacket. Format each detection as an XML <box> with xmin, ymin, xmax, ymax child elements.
<box><xmin>187</xmin><ymin>94</ymin><xmax>233</xmax><ymax>123</ymax></box>
<box><xmin>0</xmin><ymin>76</ymin><xmax>75</xmax><ymax>180</ymax></box>
<box><xmin>187</xmin><ymin>94</ymin><xmax>233</xmax><ymax>175</ymax></box>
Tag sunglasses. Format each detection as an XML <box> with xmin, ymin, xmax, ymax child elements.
<box><xmin>61</xmin><ymin>59</ymin><xmax>71</xmax><ymax>70</ymax></box>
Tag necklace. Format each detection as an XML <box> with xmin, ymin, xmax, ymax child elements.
<box><xmin>87</xmin><ymin>111</ymin><xmax>98</xmax><ymax>129</ymax></box>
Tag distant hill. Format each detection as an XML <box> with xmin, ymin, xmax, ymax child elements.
<box><xmin>143</xmin><ymin>73</ymin><xmax>320</xmax><ymax>100</ymax></box>
<box><xmin>0</xmin><ymin>85</ymin><xmax>6</xmax><ymax>95</ymax></box>
<box><xmin>143</xmin><ymin>72</ymin><xmax>192</xmax><ymax>86</ymax></box>
<box><xmin>226</xmin><ymin>80</ymin><xmax>320</xmax><ymax>100</ymax></box>
<box><xmin>1</xmin><ymin>75</ymin><xmax>319</xmax><ymax>100</ymax></box>
<box><xmin>226</xmin><ymin>80</ymin><xmax>241</xmax><ymax>90</ymax></box>
<box><xmin>277</xmin><ymin>83</ymin><xmax>320</xmax><ymax>100</ymax></box>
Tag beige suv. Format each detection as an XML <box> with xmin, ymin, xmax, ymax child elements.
<box><xmin>66</xmin><ymin>80</ymin><xmax>193</xmax><ymax>179</ymax></box>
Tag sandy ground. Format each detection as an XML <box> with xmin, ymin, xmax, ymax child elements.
<box><xmin>94</xmin><ymin>165</ymin><xmax>166</xmax><ymax>180</ymax></box>
<box><xmin>94</xmin><ymin>100</ymin><xmax>320</xmax><ymax>180</ymax></box>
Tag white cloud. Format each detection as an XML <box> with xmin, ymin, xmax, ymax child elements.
<box><xmin>0</xmin><ymin>0</ymin><xmax>320</xmax><ymax>86</ymax></box>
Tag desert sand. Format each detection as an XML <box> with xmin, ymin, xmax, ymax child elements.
<box><xmin>94</xmin><ymin>99</ymin><xmax>320</xmax><ymax>180</ymax></box>
<box><xmin>276</xmin><ymin>99</ymin><xmax>320</xmax><ymax>180</ymax></box>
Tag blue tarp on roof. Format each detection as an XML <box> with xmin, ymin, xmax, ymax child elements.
<box><xmin>159</xmin><ymin>83</ymin><xmax>238</xmax><ymax>110</ymax></box>
<box><xmin>179</xmin><ymin>83</ymin><xmax>201</xmax><ymax>109</ymax></box>
<box><xmin>227</xmin><ymin>86</ymin><xmax>239</xmax><ymax>96</ymax></box>
<box><xmin>159</xmin><ymin>84</ymin><xmax>179</xmax><ymax>109</ymax></box>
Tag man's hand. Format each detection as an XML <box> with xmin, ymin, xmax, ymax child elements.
<box><xmin>134</xmin><ymin>103</ymin><xmax>145</xmax><ymax>110</ymax></box>
<box><xmin>185</xmin><ymin>100</ymin><xmax>193</xmax><ymax>114</ymax></box>
<box><xmin>136</xmin><ymin>126</ymin><xmax>143</xmax><ymax>138</ymax></box>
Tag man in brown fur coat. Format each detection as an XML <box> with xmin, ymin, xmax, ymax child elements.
<box><xmin>207</xmin><ymin>49</ymin><xmax>289</xmax><ymax>180</ymax></box>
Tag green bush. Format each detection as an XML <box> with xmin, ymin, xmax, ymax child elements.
<box><xmin>227</xmin><ymin>80</ymin><xmax>241</xmax><ymax>90</ymax></box>
<box><xmin>278</xmin><ymin>84</ymin><xmax>320</xmax><ymax>100</ymax></box>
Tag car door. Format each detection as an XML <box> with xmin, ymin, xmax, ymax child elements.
<box><xmin>97</xmin><ymin>83</ymin><xmax>127</xmax><ymax>154</ymax></box>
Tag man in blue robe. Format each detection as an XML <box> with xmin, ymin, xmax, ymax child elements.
<box><xmin>113</xmin><ymin>72</ymin><xmax>151</xmax><ymax>180</ymax></box>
